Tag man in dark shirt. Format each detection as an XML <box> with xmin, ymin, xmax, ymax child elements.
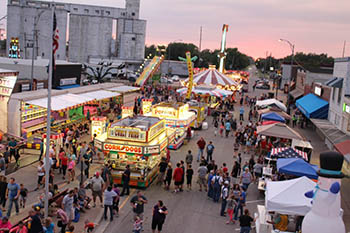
<box><xmin>120</xmin><ymin>165</ymin><xmax>130</xmax><ymax>196</ymax></box>
<box><xmin>157</xmin><ymin>158</ymin><xmax>168</xmax><ymax>185</ymax></box>
<box><xmin>130</xmin><ymin>191</ymin><xmax>148</xmax><ymax>219</ymax></box>
<box><xmin>239</xmin><ymin>209</ymin><xmax>255</xmax><ymax>233</ymax></box>
<box><xmin>29</xmin><ymin>209</ymin><xmax>43</xmax><ymax>233</ymax></box>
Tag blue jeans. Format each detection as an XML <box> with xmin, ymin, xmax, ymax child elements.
<box><xmin>207</xmin><ymin>184</ymin><xmax>213</xmax><ymax>199</ymax></box>
<box><xmin>220</xmin><ymin>199</ymin><xmax>227</xmax><ymax>216</ymax></box>
<box><xmin>213</xmin><ymin>184</ymin><xmax>221</xmax><ymax>202</ymax></box>
<box><xmin>7</xmin><ymin>197</ymin><xmax>19</xmax><ymax>217</ymax></box>
<box><xmin>240</xmin><ymin>226</ymin><xmax>251</xmax><ymax>233</ymax></box>
<box><xmin>197</xmin><ymin>149</ymin><xmax>203</xmax><ymax>161</ymax></box>
<box><xmin>234</xmin><ymin>202</ymin><xmax>244</xmax><ymax>220</ymax></box>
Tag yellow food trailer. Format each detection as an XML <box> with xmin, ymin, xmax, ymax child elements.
<box><xmin>94</xmin><ymin>116</ymin><xmax>171</xmax><ymax>188</ymax></box>
<box><xmin>188</xmin><ymin>101</ymin><xmax>207</xmax><ymax>129</ymax></box>
<box><xmin>146</xmin><ymin>102</ymin><xmax>195</xmax><ymax>149</ymax></box>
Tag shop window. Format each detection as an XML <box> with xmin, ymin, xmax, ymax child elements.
<box><xmin>132</xmin><ymin>12</ymin><xmax>135</xmax><ymax>16</ymax></box>
<box><xmin>332</xmin><ymin>87</ymin><xmax>336</xmax><ymax>102</ymax></box>
<box><xmin>95</xmin><ymin>10</ymin><xmax>100</xmax><ymax>14</ymax></box>
<box><xmin>73</xmin><ymin>8</ymin><xmax>78</xmax><ymax>11</ymax></box>
<box><xmin>106</xmin><ymin>11</ymin><xmax>110</xmax><ymax>15</ymax></box>
<box><xmin>338</xmin><ymin>87</ymin><xmax>342</xmax><ymax>104</ymax></box>
<box><xmin>84</xmin><ymin>9</ymin><xmax>89</xmax><ymax>13</ymax></box>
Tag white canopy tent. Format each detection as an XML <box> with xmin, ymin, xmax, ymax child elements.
<box><xmin>26</xmin><ymin>93</ymin><xmax>95</xmax><ymax>111</ymax></box>
<box><xmin>77</xmin><ymin>90</ymin><xmax>121</xmax><ymax>101</ymax></box>
<box><xmin>265</xmin><ymin>176</ymin><xmax>316</xmax><ymax>216</ymax></box>
<box><xmin>256</xmin><ymin>99</ymin><xmax>287</xmax><ymax>112</ymax></box>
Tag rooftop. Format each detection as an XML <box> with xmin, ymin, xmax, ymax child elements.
<box><xmin>111</xmin><ymin>116</ymin><xmax>161</xmax><ymax>130</ymax></box>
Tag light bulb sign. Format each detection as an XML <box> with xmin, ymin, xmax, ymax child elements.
<box><xmin>8</xmin><ymin>37</ymin><xmax>21</xmax><ymax>59</ymax></box>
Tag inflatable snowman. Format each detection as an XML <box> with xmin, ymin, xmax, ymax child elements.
<box><xmin>302</xmin><ymin>151</ymin><xmax>345</xmax><ymax>233</ymax></box>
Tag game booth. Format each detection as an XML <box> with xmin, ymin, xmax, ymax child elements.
<box><xmin>145</xmin><ymin>102</ymin><xmax>196</xmax><ymax>150</ymax></box>
<box><xmin>94</xmin><ymin>116</ymin><xmax>172</xmax><ymax>187</ymax></box>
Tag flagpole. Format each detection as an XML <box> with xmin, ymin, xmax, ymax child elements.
<box><xmin>44</xmin><ymin>2</ymin><xmax>55</xmax><ymax>219</ymax></box>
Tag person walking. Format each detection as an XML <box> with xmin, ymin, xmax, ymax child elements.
<box><xmin>214</xmin><ymin>119</ymin><xmax>219</xmax><ymax>137</ymax></box>
<box><xmin>225</xmin><ymin>121</ymin><xmax>231</xmax><ymax>138</ymax></box>
<box><xmin>59</xmin><ymin>150</ymin><xmax>68</xmax><ymax>180</ymax></box>
<box><xmin>212</xmin><ymin>172</ymin><xmax>222</xmax><ymax>203</ymax></box>
<box><xmin>172</xmin><ymin>163</ymin><xmax>183</xmax><ymax>193</ymax></box>
<box><xmin>186</xmin><ymin>165</ymin><xmax>193</xmax><ymax>190</ymax></box>
<box><xmin>180</xmin><ymin>161</ymin><xmax>185</xmax><ymax>192</ymax></box>
<box><xmin>234</xmin><ymin>186</ymin><xmax>246</xmax><ymax>221</ymax></box>
<box><xmin>185</xmin><ymin>150</ymin><xmax>193</xmax><ymax>168</ymax></box>
<box><xmin>6</xmin><ymin>177</ymin><xmax>20</xmax><ymax>218</ymax></box>
<box><xmin>239</xmin><ymin>107</ymin><xmax>245</xmax><ymax>121</ymax></box>
<box><xmin>240</xmin><ymin>167</ymin><xmax>254</xmax><ymax>191</ymax></box>
<box><xmin>239</xmin><ymin>209</ymin><xmax>255</xmax><ymax>233</ymax></box>
<box><xmin>130</xmin><ymin>191</ymin><xmax>148</xmax><ymax>220</ymax></box>
<box><xmin>151</xmin><ymin>200</ymin><xmax>168</xmax><ymax>233</ymax></box>
<box><xmin>8</xmin><ymin>138</ymin><xmax>17</xmax><ymax>163</ymax></box>
<box><xmin>0</xmin><ymin>155</ymin><xmax>6</xmax><ymax>176</ymax></box>
<box><xmin>220</xmin><ymin>181</ymin><xmax>229</xmax><ymax>217</ymax></box>
<box><xmin>196</xmin><ymin>137</ymin><xmax>206</xmax><ymax>162</ymax></box>
<box><xmin>226</xmin><ymin>193</ymin><xmax>237</xmax><ymax>224</ymax></box>
<box><xmin>103</xmin><ymin>186</ymin><xmax>117</xmax><ymax>221</ymax></box>
<box><xmin>120</xmin><ymin>165</ymin><xmax>131</xmax><ymax>196</ymax></box>
<box><xmin>197</xmin><ymin>163</ymin><xmax>208</xmax><ymax>192</ymax></box>
<box><xmin>67</xmin><ymin>158</ymin><xmax>75</xmax><ymax>183</ymax></box>
<box><xmin>0</xmin><ymin>176</ymin><xmax>7</xmax><ymax>211</ymax></box>
<box><xmin>61</xmin><ymin>190</ymin><xmax>75</xmax><ymax>225</ymax></box>
<box><xmin>206</xmin><ymin>141</ymin><xmax>215</xmax><ymax>162</ymax></box>
<box><xmin>157</xmin><ymin>158</ymin><xmax>168</xmax><ymax>185</ymax></box>
<box><xmin>90</xmin><ymin>172</ymin><xmax>105</xmax><ymax>207</ymax></box>
<box><xmin>164</xmin><ymin>164</ymin><xmax>172</xmax><ymax>190</ymax></box>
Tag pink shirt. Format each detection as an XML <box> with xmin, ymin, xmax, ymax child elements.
<box><xmin>9</xmin><ymin>225</ymin><xmax>28</xmax><ymax>233</ymax></box>
<box><xmin>0</xmin><ymin>221</ymin><xmax>12</xmax><ymax>232</ymax></box>
<box><xmin>68</xmin><ymin>160</ymin><xmax>75</xmax><ymax>170</ymax></box>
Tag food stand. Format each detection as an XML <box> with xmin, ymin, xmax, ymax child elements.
<box><xmin>145</xmin><ymin>102</ymin><xmax>196</xmax><ymax>149</ymax></box>
<box><xmin>187</xmin><ymin>100</ymin><xmax>207</xmax><ymax>129</ymax></box>
<box><xmin>94</xmin><ymin>116</ymin><xmax>170</xmax><ymax>187</ymax></box>
<box><xmin>91</xmin><ymin>116</ymin><xmax>107</xmax><ymax>140</ymax></box>
<box><xmin>42</xmin><ymin>132</ymin><xmax>64</xmax><ymax>157</ymax></box>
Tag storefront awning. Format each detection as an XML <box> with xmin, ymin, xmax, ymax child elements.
<box><xmin>26</xmin><ymin>93</ymin><xmax>94</xmax><ymax>111</ymax></box>
<box><xmin>290</xmin><ymin>88</ymin><xmax>303</xmax><ymax>99</ymax></box>
<box><xmin>77</xmin><ymin>90</ymin><xmax>121</xmax><ymax>101</ymax></box>
<box><xmin>334</xmin><ymin>140</ymin><xmax>350</xmax><ymax>163</ymax></box>
<box><xmin>325</xmin><ymin>77</ymin><xmax>343</xmax><ymax>88</ymax></box>
<box><xmin>296</xmin><ymin>93</ymin><xmax>329</xmax><ymax>119</ymax></box>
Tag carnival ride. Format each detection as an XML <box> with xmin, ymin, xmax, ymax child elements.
<box><xmin>135</xmin><ymin>55</ymin><xmax>165</xmax><ymax>87</ymax></box>
<box><xmin>178</xmin><ymin>52</ymin><xmax>197</xmax><ymax>100</ymax></box>
<box><xmin>218</xmin><ymin>24</ymin><xmax>229</xmax><ymax>73</ymax></box>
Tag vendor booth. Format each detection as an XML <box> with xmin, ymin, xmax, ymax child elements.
<box><xmin>108</xmin><ymin>85</ymin><xmax>140</xmax><ymax>107</ymax></box>
<box><xmin>277</xmin><ymin>158</ymin><xmax>318</xmax><ymax>179</ymax></box>
<box><xmin>256</xmin><ymin>99</ymin><xmax>287</xmax><ymax>112</ymax></box>
<box><xmin>270</xmin><ymin>147</ymin><xmax>309</xmax><ymax>161</ymax></box>
<box><xmin>292</xmin><ymin>139</ymin><xmax>313</xmax><ymax>161</ymax></box>
<box><xmin>257</xmin><ymin>123</ymin><xmax>304</xmax><ymax>140</ymax></box>
<box><xmin>146</xmin><ymin>102</ymin><xmax>196</xmax><ymax>149</ymax></box>
<box><xmin>296</xmin><ymin>93</ymin><xmax>329</xmax><ymax>119</ymax></box>
<box><xmin>91</xmin><ymin>116</ymin><xmax>107</xmax><ymax>140</ymax></box>
<box><xmin>187</xmin><ymin>100</ymin><xmax>207</xmax><ymax>129</ymax></box>
<box><xmin>261</xmin><ymin>112</ymin><xmax>285</xmax><ymax>123</ymax></box>
<box><xmin>94</xmin><ymin>116</ymin><xmax>171</xmax><ymax>187</ymax></box>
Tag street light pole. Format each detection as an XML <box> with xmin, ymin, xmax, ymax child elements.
<box><xmin>279</xmin><ymin>38</ymin><xmax>295</xmax><ymax>113</ymax></box>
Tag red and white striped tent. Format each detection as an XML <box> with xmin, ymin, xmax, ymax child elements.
<box><xmin>184</xmin><ymin>68</ymin><xmax>241</xmax><ymax>91</ymax></box>
<box><xmin>270</xmin><ymin>147</ymin><xmax>308</xmax><ymax>161</ymax></box>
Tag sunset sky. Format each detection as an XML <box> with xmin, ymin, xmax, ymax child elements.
<box><xmin>1</xmin><ymin>0</ymin><xmax>350</xmax><ymax>59</ymax></box>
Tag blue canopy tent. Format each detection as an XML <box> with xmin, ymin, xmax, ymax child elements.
<box><xmin>261</xmin><ymin>112</ymin><xmax>285</xmax><ymax>123</ymax></box>
<box><xmin>277</xmin><ymin>158</ymin><xmax>318</xmax><ymax>179</ymax></box>
<box><xmin>295</xmin><ymin>93</ymin><xmax>329</xmax><ymax>119</ymax></box>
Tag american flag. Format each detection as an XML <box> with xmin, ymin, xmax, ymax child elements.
<box><xmin>270</xmin><ymin>147</ymin><xmax>308</xmax><ymax>161</ymax></box>
<box><xmin>53</xmin><ymin>12</ymin><xmax>59</xmax><ymax>55</ymax></box>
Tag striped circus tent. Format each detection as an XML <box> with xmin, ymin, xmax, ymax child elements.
<box><xmin>185</xmin><ymin>67</ymin><xmax>241</xmax><ymax>90</ymax></box>
<box><xmin>177</xmin><ymin>85</ymin><xmax>233</xmax><ymax>98</ymax></box>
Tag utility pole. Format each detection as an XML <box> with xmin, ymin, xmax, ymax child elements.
<box><xmin>342</xmin><ymin>40</ymin><xmax>346</xmax><ymax>58</ymax></box>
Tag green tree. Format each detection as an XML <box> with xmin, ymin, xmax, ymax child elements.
<box><xmin>283</xmin><ymin>52</ymin><xmax>334</xmax><ymax>70</ymax></box>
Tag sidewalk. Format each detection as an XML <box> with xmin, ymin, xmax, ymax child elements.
<box><xmin>6</xmin><ymin>148</ymin><xmax>40</xmax><ymax>175</ymax></box>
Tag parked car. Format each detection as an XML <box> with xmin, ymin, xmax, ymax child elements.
<box><xmin>171</xmin><ymin>75</ymin><xmax>180</xmax><ymax>82</ymax></box>
<box><xmin>161</xmin><ymin>77</ymin><xmax>173</xmax><ymax>84</ymax></box>
<box><xmin>256</xmin><ymin>83</ymin><xmax>270</xmax><ymax>89</ymax></box>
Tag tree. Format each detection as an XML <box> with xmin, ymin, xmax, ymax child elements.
<box><xmin>145</xmin><ymin>44</ymin><xmax>157</xmax><ymax>58</ymax></box>
<box><xmin>283</xmin><ymin>52</ymin><xmax>334</xmax><ymax>70</ymax></box>
<box><xmin>82</xmin><ymin>61</ymin><xmax>124</xmax><ymax>83</ymax></box>
<box><xmin>166</xmin><ymin>42</ymin><xmax>200</xmax><ymax>61</ymax></box>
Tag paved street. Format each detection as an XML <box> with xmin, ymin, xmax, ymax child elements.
<box><xmin>4</xmin><ymin>66</ymin><xmax>349</xmax><ymax>232</ymax></box>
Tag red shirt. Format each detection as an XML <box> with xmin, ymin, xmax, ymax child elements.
<box><xmin>61</xmin><ymin>156</ymin><xmax>68</xmax><ymax>166</ymax></box>
<box><xmin>260</xmin><ymin>140</ymin><xmax>267</xmax><ymax>149</ymax></box>
<box><xmin>173</xmin><ymin>167</ymin><xmax>183</xmax><ymax>182</ymax></box>
<box><xmin>223</xmin><ymin>167</ymin><xmax>228</xmax><ymax>173</ymax></box>
<box><xmin>197</xmin><ymin>139</ymin><xmax>206</xmax><ymax>149</ymax></box>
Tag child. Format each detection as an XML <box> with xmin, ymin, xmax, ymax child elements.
<box><xmin>226</xmin><ymin>194</ymin><xmax>237</xmax><ymax>224</ymax></box>
<box><xmin>133</xmin><ymin>216</ymin><xmax>143</xmax><ymax>233</ymax></box>
<box><xmin>186</xmin><ymin>165</ymin><xmax>193</xmax><ymax>190</ymax></box>
<box><xmin>19</xmin><ymin>184</ymin><xmax>28</xmax><ymax>208</ymax></box>
<box><xmin>219</xmin><ymin>122</ymin><xmax>225</xmax><ymax>137</ymax></box>
<box><xmin>84</xmin><ymin>220</ymin><xmax>97</xmax><ymax>233</ymax></box>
